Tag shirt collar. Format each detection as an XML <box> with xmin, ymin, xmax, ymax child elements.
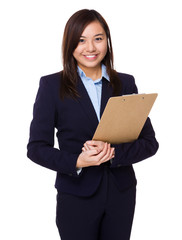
<box><xmin>77</xmin><ymin>64</ymin><xmax>110</xmax><ymax>82</ymax></box>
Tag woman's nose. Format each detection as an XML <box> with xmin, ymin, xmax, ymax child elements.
<box><xmin>86</xmin><ymin>41</ymin><xmax>96</xmax><ymax>52</ymax></box>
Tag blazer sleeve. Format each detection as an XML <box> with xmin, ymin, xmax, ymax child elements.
<box><xmin>110</xmin><ymin>76</ymin><xmax>159</xmax><ymax>167</ymax></box>
<box><xmin>27</xmin><ymin>77</ymin><xmax>79</xmax><ymax>177</ymax></box>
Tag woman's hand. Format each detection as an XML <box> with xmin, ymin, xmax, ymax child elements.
<box><xmin>76</xmin><ymin>141</ymin><xmax>115</xmax><ymax>168</ymax></box>
<box><xmin>82</xmin><ymin>140</ymin><xmax>105</xmax><ymax>152</ymax></box>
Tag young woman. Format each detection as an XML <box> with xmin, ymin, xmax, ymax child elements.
<box><xmin>27</xmin><ymin>9</ymin><xmax>159</xmax><ymax>240</ymax></box>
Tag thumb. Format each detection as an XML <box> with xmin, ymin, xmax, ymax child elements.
<box><xmin>86</xmin><ymin>140</ymin><xmax>96</xmax><ymax>146</ymax></box>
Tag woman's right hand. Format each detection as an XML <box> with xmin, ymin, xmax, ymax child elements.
<box><xmin>76</xmin><ymin>142</ymin><xmax>115</xmax><ymax>168</ymax></box>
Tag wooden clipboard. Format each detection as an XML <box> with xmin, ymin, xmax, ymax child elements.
<box><xmin>93</xmin><ymin>93</ymin><xmax>158</xmax><ymax>144</ymax></box>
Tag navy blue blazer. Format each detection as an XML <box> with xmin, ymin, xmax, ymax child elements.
<box><xmin>27</xmin><ymin>72</ymin><xmax>159</xmax><ymax>196</ymax></box>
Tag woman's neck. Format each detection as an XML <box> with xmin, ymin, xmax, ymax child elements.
<box><xmin>79</xmin><ymin>65</ymin><xmax>102</xmax><ymax>81</ymax></box>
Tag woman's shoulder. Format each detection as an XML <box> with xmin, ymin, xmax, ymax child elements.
<box><xmin>37</xmin><ymin>71</ymin><xmax>62</xmax><ymax>99</ymax></box>
<box><xmin>40</xmin><ymin>71</ymin><xmax>62</xmax><ymax>86</ymax></box>
<box><xmin>116</xmin><ymin>71</ymin><xmax>138</xmax><ymax>94</ymax></box>
<box><xmin>117</xmin><ymin>72</ymin><xmax>135</xmax><ymax>83</ymax></box>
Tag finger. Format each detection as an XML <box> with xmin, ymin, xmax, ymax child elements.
<box><xmin>83</xmin><ymin>143</ymin><xmax>93</xmax><ymax>151</ymax></box>
<box><xmin>83</xmin><ymin>143</ymin><xmax>89</xmax><ymax>151</ymax></box>
<box><xmin>86</xmin><ymin>140</ymin><xmax>104</xmax><ymax>148</ymax></box>
<box><xmin>85</xmin><ymin>140</ymin><xmax>95</xmax><ymax>146</ymax></box>
<box><xmin>98</xmin><ymin>145</ymin><xmax>114</xmax><ymax>164</ymax></box>
<box><xmin>87</xmin><ymin>149</ymin><xmax>100</xmax><ymax>156</ymax></box>
<box><xmin>109</xmin><ymin>148</ymin><xmax>115</xmax><ymax>159</ymax></box>
<box><xmin>95</xmin><ymin>143</ymin><xmax>109</xmax><ymax>163</ymax></box>
<box><xmin>87</xmin><ymin>144</ymin><xmax>98</xmax><ymax>151</ymax></box>
<box><xmin>111</xmin><ymin>147</ymin><xmax>115</xmax><ymax>158</ymax></box>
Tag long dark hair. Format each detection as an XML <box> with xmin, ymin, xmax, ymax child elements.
<box><xmin>60</xmin><ymin>9</ymin><xmax>121</xmax><ymax>99</ymax></box>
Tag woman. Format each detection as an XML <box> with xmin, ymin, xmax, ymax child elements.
<box><xmin>27</xmin><ymin>9</ymin><xmax>159</xmax><ymax>240</ymax></box>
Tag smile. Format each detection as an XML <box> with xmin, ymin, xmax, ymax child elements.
<box><xmin>84</xmin><ymin>55</ymin><xmax>98</xmax><ymax>60</ymax></box>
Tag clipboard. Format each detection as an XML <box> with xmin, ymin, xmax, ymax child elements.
<box><xmin>93</xmin><ymin>93</ymin><xmax>158</xmax><ymax>144</ymax></box>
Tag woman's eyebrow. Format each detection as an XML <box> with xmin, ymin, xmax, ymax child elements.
<box><xmin>94</xmin><ymin>33</ymin><xmax>104</xmax><ymax>37</ymax></box>
<box><xmin>80</xmin><ymin>33</ymin><xmax>105</xmax><ymax>38</ymax></box>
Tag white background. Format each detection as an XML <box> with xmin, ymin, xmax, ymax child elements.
<box><xmin>1</xmin><ymin>0</ymin><xmax>182</xmax><ymax>239</ymax></box>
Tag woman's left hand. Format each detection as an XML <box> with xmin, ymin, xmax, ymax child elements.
<box><xmin>82</xmin><ymin>140</ymin><xmax>115</xmax><ymax>156</ymax></box>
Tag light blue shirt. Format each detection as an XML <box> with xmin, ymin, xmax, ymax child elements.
<box><xmin>77</xmin><ymin>64</ymin><xmax>110</xmax><ymax>121</ymax></box>
<box><xmin>76</xmin><ymin>65</ymin><xmax>110</xmax><ymax>174</ymax></box>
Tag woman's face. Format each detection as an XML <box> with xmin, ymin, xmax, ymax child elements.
<box><xmin>73</xmin><ymin>21</ymin><xmax>108</xmax><ymax>72</ymax></box>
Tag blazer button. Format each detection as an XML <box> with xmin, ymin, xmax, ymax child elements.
<box><xmin>69</xmin><ymin>173</ymin><xmax>73</xmax><ymax>176</ymax></box>
<box><xmin>117</xmin><ymin>164</ymin><xmax>121</xmax><ymax>167</ymax></box>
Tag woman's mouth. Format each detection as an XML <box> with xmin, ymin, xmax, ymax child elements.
<box><xmin>84</xmin><ymin>54</ymin><xmax>98</xmax><ymax>60</ymax></box>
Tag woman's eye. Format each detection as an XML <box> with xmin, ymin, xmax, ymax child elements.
<box><xmin>79</xmin><ymin>39</ymin><xmax>85</xmax><ymax>43</ymax></box>
<box><xmin>95</xmin><ymin>37</ymin><xmax>103</xmax><ymax>41</ymax></box>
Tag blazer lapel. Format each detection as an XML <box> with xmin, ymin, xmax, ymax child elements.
<box><xmin>76</xmin><ymin>78</ymin><xmax>99</xmax><ymax>131</ymax></box>
<box><xmin>100</xmin><ymin>78</ymin><xmax>113</xmax><ymax>118</ymax></box>
<box><xmin>76</xmin><ymin>77</ymin><xmax>113</xmax><ymax>133</ymax></box>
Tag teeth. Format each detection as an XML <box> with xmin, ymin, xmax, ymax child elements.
<box><xmin>85</xmin><ymin>55</ymin><xmax>96</xmax><ymax>58</ymax></box>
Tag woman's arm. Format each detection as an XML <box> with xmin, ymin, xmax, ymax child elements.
<box><xmin>111</xmin><ymin>117</ymin><xmax>159</xmax><ymax>167</ymax></box>
<box><xmin>83</xmin><ymin>118</ymin><xmax>158</xmax><ymax>167</ymax></box>
<box><xmin>27</xmin><ymin>77</ymin><xmax>80</xmax><ymax>177</ymax></box>
<box><xmin>109</xmin><ymin>74</ymin><xmax>159</xmax><ymax>167</ymax></box>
